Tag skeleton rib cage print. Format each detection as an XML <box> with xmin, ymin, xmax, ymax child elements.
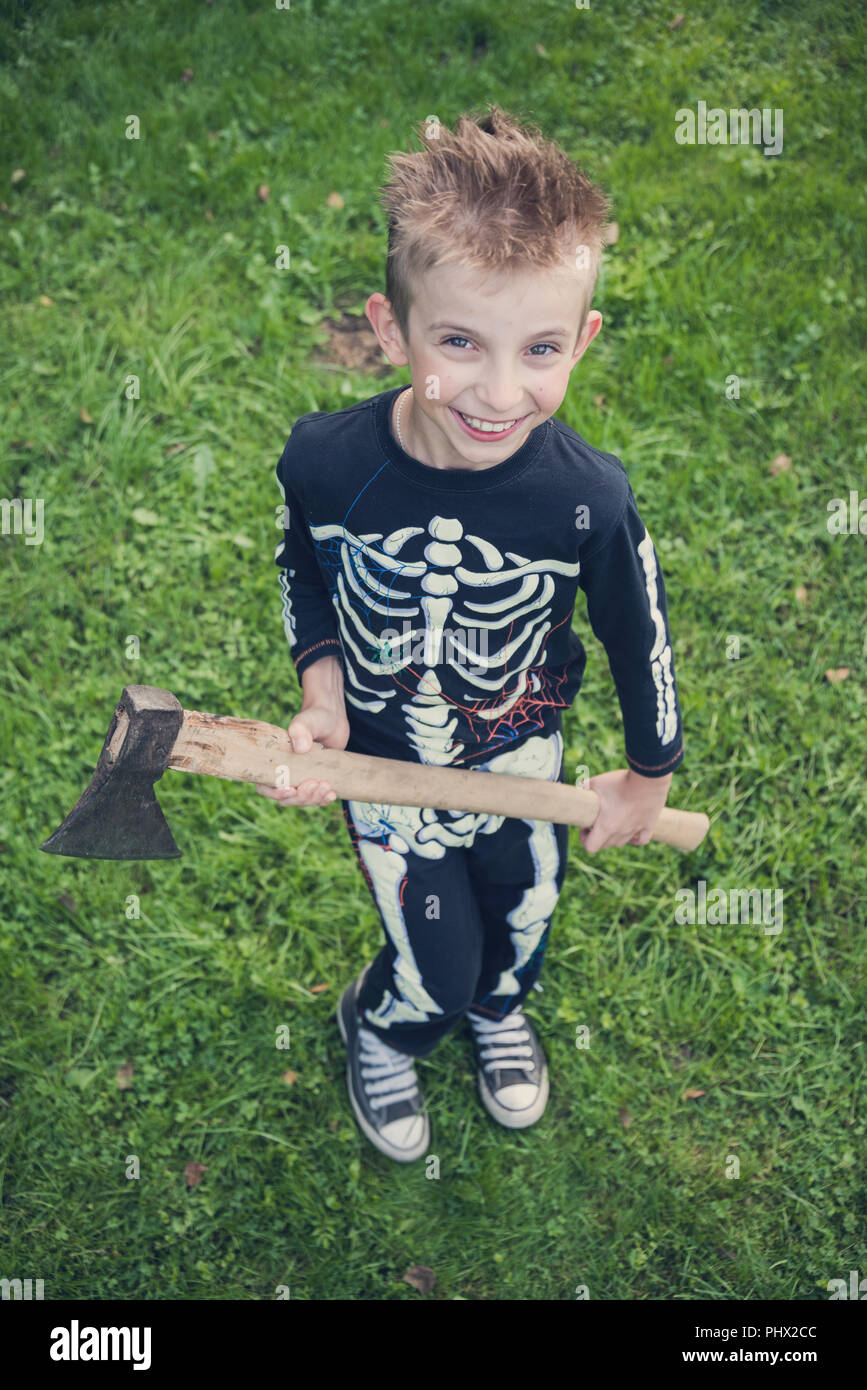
<box><xmin>274</xmin><ymin>388</ymin><xmax>684</xmax><ymax>777</ymax></box>
<box><xmin>288</xmin><ymin>510</ymin><xmax>582</xmax><ymax>766</ymax></box>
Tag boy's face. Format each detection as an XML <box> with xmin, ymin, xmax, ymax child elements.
<box><xmin>366</xmin><ymin>260</ymin><xmax>602</xmax><ymax>470</ymax></box>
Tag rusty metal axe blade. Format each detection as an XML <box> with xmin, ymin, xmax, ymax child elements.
<box><xmin>40</xmin><ymin>686</ymin><xmax>185</xmax><ymax>860</ymax></box>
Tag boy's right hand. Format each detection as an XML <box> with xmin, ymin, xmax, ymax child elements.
<box><xmin>255</xmin><ymin>701</ymin><xmax>350</xmax><ymax>809</ymax></box>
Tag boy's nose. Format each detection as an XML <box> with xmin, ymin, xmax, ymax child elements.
<box><xmin>469</xmin><ymin>389</ymin><xmax>527</xmax><ymax>419</ymax></box>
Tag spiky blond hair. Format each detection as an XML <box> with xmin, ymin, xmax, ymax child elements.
<box><xmin>379</xmin><ymin>104</ymin><xmax>612</xmax><ymax>349</ymax></box>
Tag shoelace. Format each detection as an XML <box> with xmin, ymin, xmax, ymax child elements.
<box><xmin>358</xmin><ymin>1026</ymin><xmax>420</xmax><ymax>1109</ymax></box>
<box><xmin>468</xmin><ymin>1010</ymin><xmax>535</xmax><ymax>1074</ymax></box>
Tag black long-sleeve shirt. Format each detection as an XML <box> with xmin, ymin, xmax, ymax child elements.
<box><xmin>273</xmin><ymin>385</ymin><xmax>684</xmax><ymax>776</ymax></box>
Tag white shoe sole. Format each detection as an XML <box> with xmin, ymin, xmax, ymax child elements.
<box><xmin>478</xmin><ymin>1063</ymin><xmax>550</xmax><ymax>1128</ymax></box>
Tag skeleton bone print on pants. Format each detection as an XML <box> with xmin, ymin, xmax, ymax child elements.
<box><xmin>306</xmin><ymin>512</ymin><xmax>582</xmax><ymax>766</ymax></box>
<box><xmin>344</xmin><ymin>726</ymin><xmax>565</xmax><ymax>1030</ymax></box>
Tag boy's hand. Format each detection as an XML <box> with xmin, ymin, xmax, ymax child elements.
<box><xmin>255</xmin><ymin>701</ymin><xmax>350</xmax><ymax>809</ymax></box>
<box><xmin>579</xmin><ymin>768</ymin><xmax>673</xmax><ymax>853</ymax></box>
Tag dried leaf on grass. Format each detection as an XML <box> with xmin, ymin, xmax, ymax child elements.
<box><xmin>184</xmin><ymin>1161</ymin><xmax>207</xmax><ymax>1187</ymax></box>
<box><xmin>403</xmin><ymin>1265</ymin><xmax>436</xmax><ymax>1293</ymax></box>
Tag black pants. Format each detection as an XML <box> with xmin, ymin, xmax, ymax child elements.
<box><xmin>339</xmin><ymin>722</ymin><xmax>570</xmax><ymax>1058</ymax></box>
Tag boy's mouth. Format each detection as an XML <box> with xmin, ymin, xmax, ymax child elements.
<box><xmin>449</xmin><ymin>406</ymin><xmax>528</xmax><ymax>442</ymax></box>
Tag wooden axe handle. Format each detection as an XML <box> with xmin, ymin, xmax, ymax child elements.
<box><xmin>167</xmin><ymin>709</ymin><xmax>709</xmax><ymax>852</ymax></box>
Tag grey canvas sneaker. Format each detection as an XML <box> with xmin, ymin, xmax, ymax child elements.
<box><xmin>337</xmin><ymin>965</ymin><xmax>430</xmax><ymax>1162</ymax></box>
<box><xmin>466</xmin><ymin>1005</ymin><xmax>550</xmax><ymax>1128</ymax></box>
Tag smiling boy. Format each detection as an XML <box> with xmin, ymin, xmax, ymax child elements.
<box><xmin>258</xmin><ymin>106</ymin><xmax>685</xmax><ymax>1162</ymax></box>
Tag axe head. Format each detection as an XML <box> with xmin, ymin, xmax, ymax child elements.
<box><xmin>40</xmin><ymin>685</ymin><xmax>185</xmax><ymax>860</ymax></box>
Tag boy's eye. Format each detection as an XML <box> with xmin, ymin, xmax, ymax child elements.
<box><xmin>440</xmin><ymin>336</ymin><xmax>559</xmax><ymax>357</ymax></box>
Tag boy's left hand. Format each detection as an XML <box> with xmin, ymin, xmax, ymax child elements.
<box><xmin>579</xmin><ymin>768</ymin><xmax>673</xmax><ymax>853</ymax></box>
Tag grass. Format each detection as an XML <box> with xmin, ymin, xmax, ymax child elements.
<box><xmin>1</xmin><ymin>0</ymin><xmax>865</xmax><ymax>1299</ymax></box>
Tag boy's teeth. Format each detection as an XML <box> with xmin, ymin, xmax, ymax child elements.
<box><xmin>458</xmin><ymin>411</ymin><xmax>517</xmax><ymax>432</ymax></box>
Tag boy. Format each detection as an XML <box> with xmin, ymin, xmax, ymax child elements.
<box><xmin>257</xmin><ymin>106</ymin><xmax>684</xmax><ymax>1162</ymax></box>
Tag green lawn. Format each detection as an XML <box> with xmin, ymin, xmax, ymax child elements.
<box><xmin>1</xmin><ymin>0</ymin><xmax>865</xmax><ymax>1299</ymax></box>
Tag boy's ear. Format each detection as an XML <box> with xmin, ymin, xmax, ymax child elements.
<box><xmin>570</xmin><ymin>309</ymin><xmax>603</xmax><ymax>366</ymax></box>
<box><xmin>365</xmin><ymin>292</ymin><xmax>410</xmax><ymax>367</ymax></box>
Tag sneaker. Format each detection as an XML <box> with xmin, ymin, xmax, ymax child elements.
<box><xmin>466</xmin><ymin>1005</ymin><xmax>550</xmax><ymax>1128</ymax></box>
<box><xmin>336</xmin><ymin>965</ymin><xmax>430</xmax><ymax>1162</ymax></box>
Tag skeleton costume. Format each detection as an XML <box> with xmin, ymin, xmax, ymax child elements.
<box><xmin>274</xmin><ymin>386</ymin><xmax>684</xmax><ymax>1055</ymax></box>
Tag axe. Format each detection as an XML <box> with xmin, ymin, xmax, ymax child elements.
<box><xmin>40</xmin><ymin>684</ymin><xmax>710</xmax><ymax>860</ymax></box>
